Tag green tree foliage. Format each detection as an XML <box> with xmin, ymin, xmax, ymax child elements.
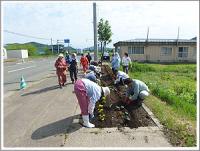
<box><xmin>97</xmin><ymin>18</ymin><xmax>113</xmax><ymax>59</ymax></box>
<box><xmin>44</xmin><ymin>46</ymin><xmax>52</xmax><ymax>55</ymax></box>
<box><xmin>5</xmin><ymin>43</ymin><xmax>37</xmax><ymax>56</ymax></box>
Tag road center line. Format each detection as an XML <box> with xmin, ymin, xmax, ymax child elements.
<box><xmin>8</xmin><ymin>65</ymin><xmax>36</xmax><ymax>73</ymax></box>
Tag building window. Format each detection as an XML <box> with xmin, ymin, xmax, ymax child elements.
<box><xmin>128</xmin><ymin>46</ymin><xmax>132</xmax><ymax>54</ymax></box>
<box><xmin>132</xmin><ymin>47</ymin><xmax>144</xmax><ymax>54</ymax></box>
<box><xmin>178</xmin><ymin>47</ymin><xmax>188</xmax><ymax>58</ymax></box>
<box><xmin>161</xmin><ymin>47</ymin><xmax>172</xmax><ymax>56</ymax></box>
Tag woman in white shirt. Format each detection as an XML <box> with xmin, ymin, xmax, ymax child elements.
<box><xmin>74</xmin><ymin>79</ymin><xmax>110</xmax><ymax>128</ymax></box>
<box><xmin>122</xmin><ymin>52</ymin><xmax>131</xmax><ymax>74</ymax></box>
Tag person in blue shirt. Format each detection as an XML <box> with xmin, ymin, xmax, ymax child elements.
<box><xmin>123</xmin><ymin>78</ymin><xmax>150</xmax><ymax>109</ymax></box>
<box><xmin>85</xmin><ymin>71</ymin><xmax>97</xmax><ymax>83</ymax></box>
<box><xmin>74</xmin><ymin>78</ymin><xmax>110</xmax><ymax>128</ymax></box>
<box><xmin>65</xmin><ymin>51</ymin><xmax>71</xmax><ymax>65</ymax></box>
<box><xmin>69</xmin><ymin>53</ymin><xmax>78</xmax><ymax>84</ymax></box>
<box><xmin>111</xmin><ymin>52</ymin><xmax>121</xmax><ymax>72</ymax></box>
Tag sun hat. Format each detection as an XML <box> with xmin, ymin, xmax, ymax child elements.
<box><xmin>58</xmin><ymin>53</ymin><xmax>64</xmax><ymax>57</ymax></box>
<box><xmin>102</xmin><ymin>87</ymin><xmax>110</xmax><ymax>96</ymax></box>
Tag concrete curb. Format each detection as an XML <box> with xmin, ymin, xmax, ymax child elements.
<box><xmin>142</xmin><ymin>103</ymin><xmax>163</xmax><ymax>130</ymax></box>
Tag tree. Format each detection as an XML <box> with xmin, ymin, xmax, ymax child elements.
<box><xmin>5</xmin><ymin>43</ymin><xmax>37</xmax><ymax>56</ymax></box>
<box><xmin>97</xmin><ymin>18</ymin><xmax>112</xmax><ymax>60</ymax></box>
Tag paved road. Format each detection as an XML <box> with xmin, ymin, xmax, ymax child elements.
<box><xmin>3</xmin><ymin>72</ymin><xmax>171</xmax><ymax>147</ymax></box>
<box><xmin>4</xmin><ymin>57</ymin><xmax>57</xmax><ymax>95</ymax></box>
<box><xmin>3</xmin><ymin>55</ymin><xmax>84</xmax><ymax>96</ymax></box>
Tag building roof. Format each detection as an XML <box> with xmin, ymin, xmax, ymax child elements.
<box><xmin>114</xmin><ymin>38</ymin><xmax>196</xmax><ymax>46</ymax></box>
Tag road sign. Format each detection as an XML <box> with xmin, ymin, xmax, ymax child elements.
<box><xmin>64</xmin><ymin>39</ymin><xmax>70</xmax><ymax>43</ymax></box>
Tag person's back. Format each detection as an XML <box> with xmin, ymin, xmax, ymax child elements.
<box><xmin>82</xmin><ymin>78</ymin><xmax>101</xmax><ymax>103</ymax></box>
<box><xmin>85</xmin><ymin>71</ymin><xmax>96</xmax><ymax>82</ymax></box>
<box><xmin>80</xmin><ymin>56</ymin><xmax>88</xmax><ymax>66</ymax></box>
<box><xmin>117</xmin><ymin>71</ymin><xmax>129</xmax><ymax>80</ymax></box>
<box><xmin>111</xmin><ymin>53</ymin><xmax>121</xmax><ymax>70</ymax></box>
<box><xmin>132</xmin><ymin>79</ymin><xmax>149</xmax><ymax>92</ymax></box>
<box><xmin>86</xmin><ymin>53</ymin><xmax>92</xmax><ymax>63</ymax></box>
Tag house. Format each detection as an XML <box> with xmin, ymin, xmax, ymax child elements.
<box><xmin>113</xmin><ymin>38</ymin><xmax>197</xmax><ymax>63</ymax></box>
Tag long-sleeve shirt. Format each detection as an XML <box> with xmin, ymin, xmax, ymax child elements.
<box><xmin>122</xmin><ymin>56</ymin><xmax>131</xmax><ymax>66</ymax></box>
<box><xmin>85</xmin><ymin>71</ymin><xmax>97</xmax><ymax>82</ymax></box>
<box><xmin>54</xmin><ymin>58</ymin><xmax>67</xmax><ymax>74</ymax></box>
<box><xmin>111</xmin><ymin>56</ymin><xmax>121</xmax><ymax>70</ymax></box>
<box><xmin>126</xmin><ymin>79</ymin><xmax>149</xmax><ymax>101</ymax></box>
<box><xmin>115</xmin><ymin>71</ymin><xmax>129</xmax><ymax>84</ymax></box>
<box><xmin>82</xmin><ymin>78</ymin><xmax>102</xmax><ymax>114</ymax></box>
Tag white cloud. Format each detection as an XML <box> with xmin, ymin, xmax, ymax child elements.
<box><xmin>2</xmin><ymin>1</ymin><xmax>199</xmax><ymax>48</ymax></box>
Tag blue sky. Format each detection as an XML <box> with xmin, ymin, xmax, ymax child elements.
<box><xmin>2</xmin><ymin>1</ymin><xmax>199</xmax><ymax>49</ymax></box>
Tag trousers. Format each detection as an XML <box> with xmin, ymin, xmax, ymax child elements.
<box><xmin>57</xmin><ymin>72</ymin><xmax>66</xmax><ymax>86</ymax></box>
<box><xmin>74</xmin><ymin>80</ymin><xmax>89</xmax><ymax>115</ymax></box>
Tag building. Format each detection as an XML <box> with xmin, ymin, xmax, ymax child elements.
<box><xmin>6</xmin><ymin>49</ymin><xmax>28</xmax><ymax>59</ymax></box>
<box><xmin>113</xmin><ymin>38</ymin><xmax>197</xmax><ymax>63</ymax></box>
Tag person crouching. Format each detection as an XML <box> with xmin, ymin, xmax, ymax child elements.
<box><xmin>74</xmin><ymin>78</ymin><xmax>110</xmax><ymax>128</ymax></box>
<box><xmin>123</xmin><ymin>78</ymin><xmax>150</xmax><ymax>110</ymax></box>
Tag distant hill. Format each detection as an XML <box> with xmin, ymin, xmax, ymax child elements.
<box><xmin>4</xmin><ymin>42</ymin><xmax>50</xmax><ymax>55</ymax></box>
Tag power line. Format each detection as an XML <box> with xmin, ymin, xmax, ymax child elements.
<box><xmin>3</xmin><ymin>29</ymin><xmax>53</xmax><ymax>41</ymax></box>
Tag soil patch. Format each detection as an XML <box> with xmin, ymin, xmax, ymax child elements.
<box><xmin>91</xmin><ymin>65</ymin><xmax>156</xmax><ymax>128</ymax></box>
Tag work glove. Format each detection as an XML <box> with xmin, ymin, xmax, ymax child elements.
<box><xmin>124</xmin><ymin>97</ymin><xmax>131</xmax><ymax>105</ymax></box>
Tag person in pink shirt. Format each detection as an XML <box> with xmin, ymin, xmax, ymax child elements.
<box><xmin>55</xmin><ymin>53</ymin><xmax>67</xmax><ymax>88</ymax></box>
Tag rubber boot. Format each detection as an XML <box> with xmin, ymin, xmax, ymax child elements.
<box><xmin>82</xmin><ymin>115</ymin><xmax>95</xmax><ymax>128</ymax></box>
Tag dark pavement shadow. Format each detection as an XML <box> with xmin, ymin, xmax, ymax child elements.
<box><xmin>4</xmin><ymin>80</ymin><xmax>35</xmax><ymax>85</ymax></box>
<box><xmin>31</xmin><ymin>114</ymin><xmax>82</xmax><ymax>140</ymax></box>
<box><xmin>21</xmin><ymin>85</ymin><xmax>60</xmax><ymax>96</ymax></box>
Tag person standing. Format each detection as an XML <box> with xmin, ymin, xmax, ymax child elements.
<box><xmin>74</xmin><ymin>78</ymin><xmax>110</xmax><ymax>128</ymax></box>
<box><xmin>55</xmin><ymin>53</ymin><xmax>67</xmax><ymax>88</ymax></box>
<box><xmin>65</xmin><ymin>51</ymin><xmax>71</xmax><ymax>64</ymax></box>
<box><xmin>122</xmin><ymin>52</ymin><xmax>131</xmax><ymax>74</ymax></box>
<box><xmin>86</xmin><ymin>52</ymin><xmax>92</xmax><ymax>64</ymax></box>
<box><xmin>69</xmin><ymin>53</ymin><xmax>78</xmax><ymax>84</ymax></box>
<box><xmin>111</xmin><ymin>52</ymin><xmax>121</xmax><ymax>72</ymax></box>
<box><xmin>80</xmin><ymin>53</ymin><xmax>89</xmax><ymax>75</ymax></box>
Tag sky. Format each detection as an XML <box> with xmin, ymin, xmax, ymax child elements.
<box><xmin>2</xmin><ymin>1</ymin><xmax>199</xmax><ymax>49</ymax></box>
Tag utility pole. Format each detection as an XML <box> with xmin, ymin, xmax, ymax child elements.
<box><xmin>51</xmin><ymin>38</ymin><xmax>53</xmax><ymax>54</ymax></box>
<box><xmin>176</xmin><ymin>27</ymin><xmax>180</xmax><ymax>46</ymax></box>
<box><xmin>57</xmin><ymin>40</ymin><xmax>59</xmax><ymax>54</ymax></box>
<box><xmin>146</xmin><ymin>27</ymin><xmax>149</xmax><ymax>42</ymax></box>
<box><xmin>93</xmin><ymin>2</ymin><xmax>98</xmax><ymax>61</ymax></box>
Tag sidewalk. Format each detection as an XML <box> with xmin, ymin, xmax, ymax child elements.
<box><xmin>4</xmin><ymin>71</ymin><xmax>171</xmax><ymax>148</ymax></box>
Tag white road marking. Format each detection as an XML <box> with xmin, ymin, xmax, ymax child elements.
<box><xmin>8</xmin><ymin>65</ymin><xmax>36</xmax><ymax>73</ymax></box>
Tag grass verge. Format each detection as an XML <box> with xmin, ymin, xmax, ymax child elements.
<box><xmin>145</xmin><ymin>95</ymin><xmax>196</xmax><ymax>146</ymax></box>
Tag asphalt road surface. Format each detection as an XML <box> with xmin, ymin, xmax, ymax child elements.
<box><xmin>3</xmin><ymin>54</ymin><xmax>92</xmax><ymax>96</ymax></box>
<box><xmin>4</xmin><ymin>57</ymin><xmax>57</xmax><ymax>95</ymax></box>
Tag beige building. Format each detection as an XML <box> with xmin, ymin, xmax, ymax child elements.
<box><xmin>114</xmin><ymin>38</ymin><xmax>196</xmax><ymax>63</ymax></box>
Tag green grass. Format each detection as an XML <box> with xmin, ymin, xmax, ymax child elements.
<box><xmin>128</xmin><ymin>62</ymin><xmax>197</xmax><ymax>146</ymax></box>
<box><xmin>145</xmin><ymin>96</ymin><xmax>196</xmax><ymax>147</ymax></box>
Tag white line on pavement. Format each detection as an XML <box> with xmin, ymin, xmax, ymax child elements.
<box><xmin>8</xmin><ymin>65</ymin><xmax>36</xmax><ymax>73</ymax></box>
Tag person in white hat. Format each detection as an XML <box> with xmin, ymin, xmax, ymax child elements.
<box><xmin>74</xmin><ymin>78</ymin><xmax>110</xmax><ymax>128</ymax></box>
<box><xmin>55</xmin><ymin>53</ymin><xmax>67</xmax><ymax>88</ymax></box>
